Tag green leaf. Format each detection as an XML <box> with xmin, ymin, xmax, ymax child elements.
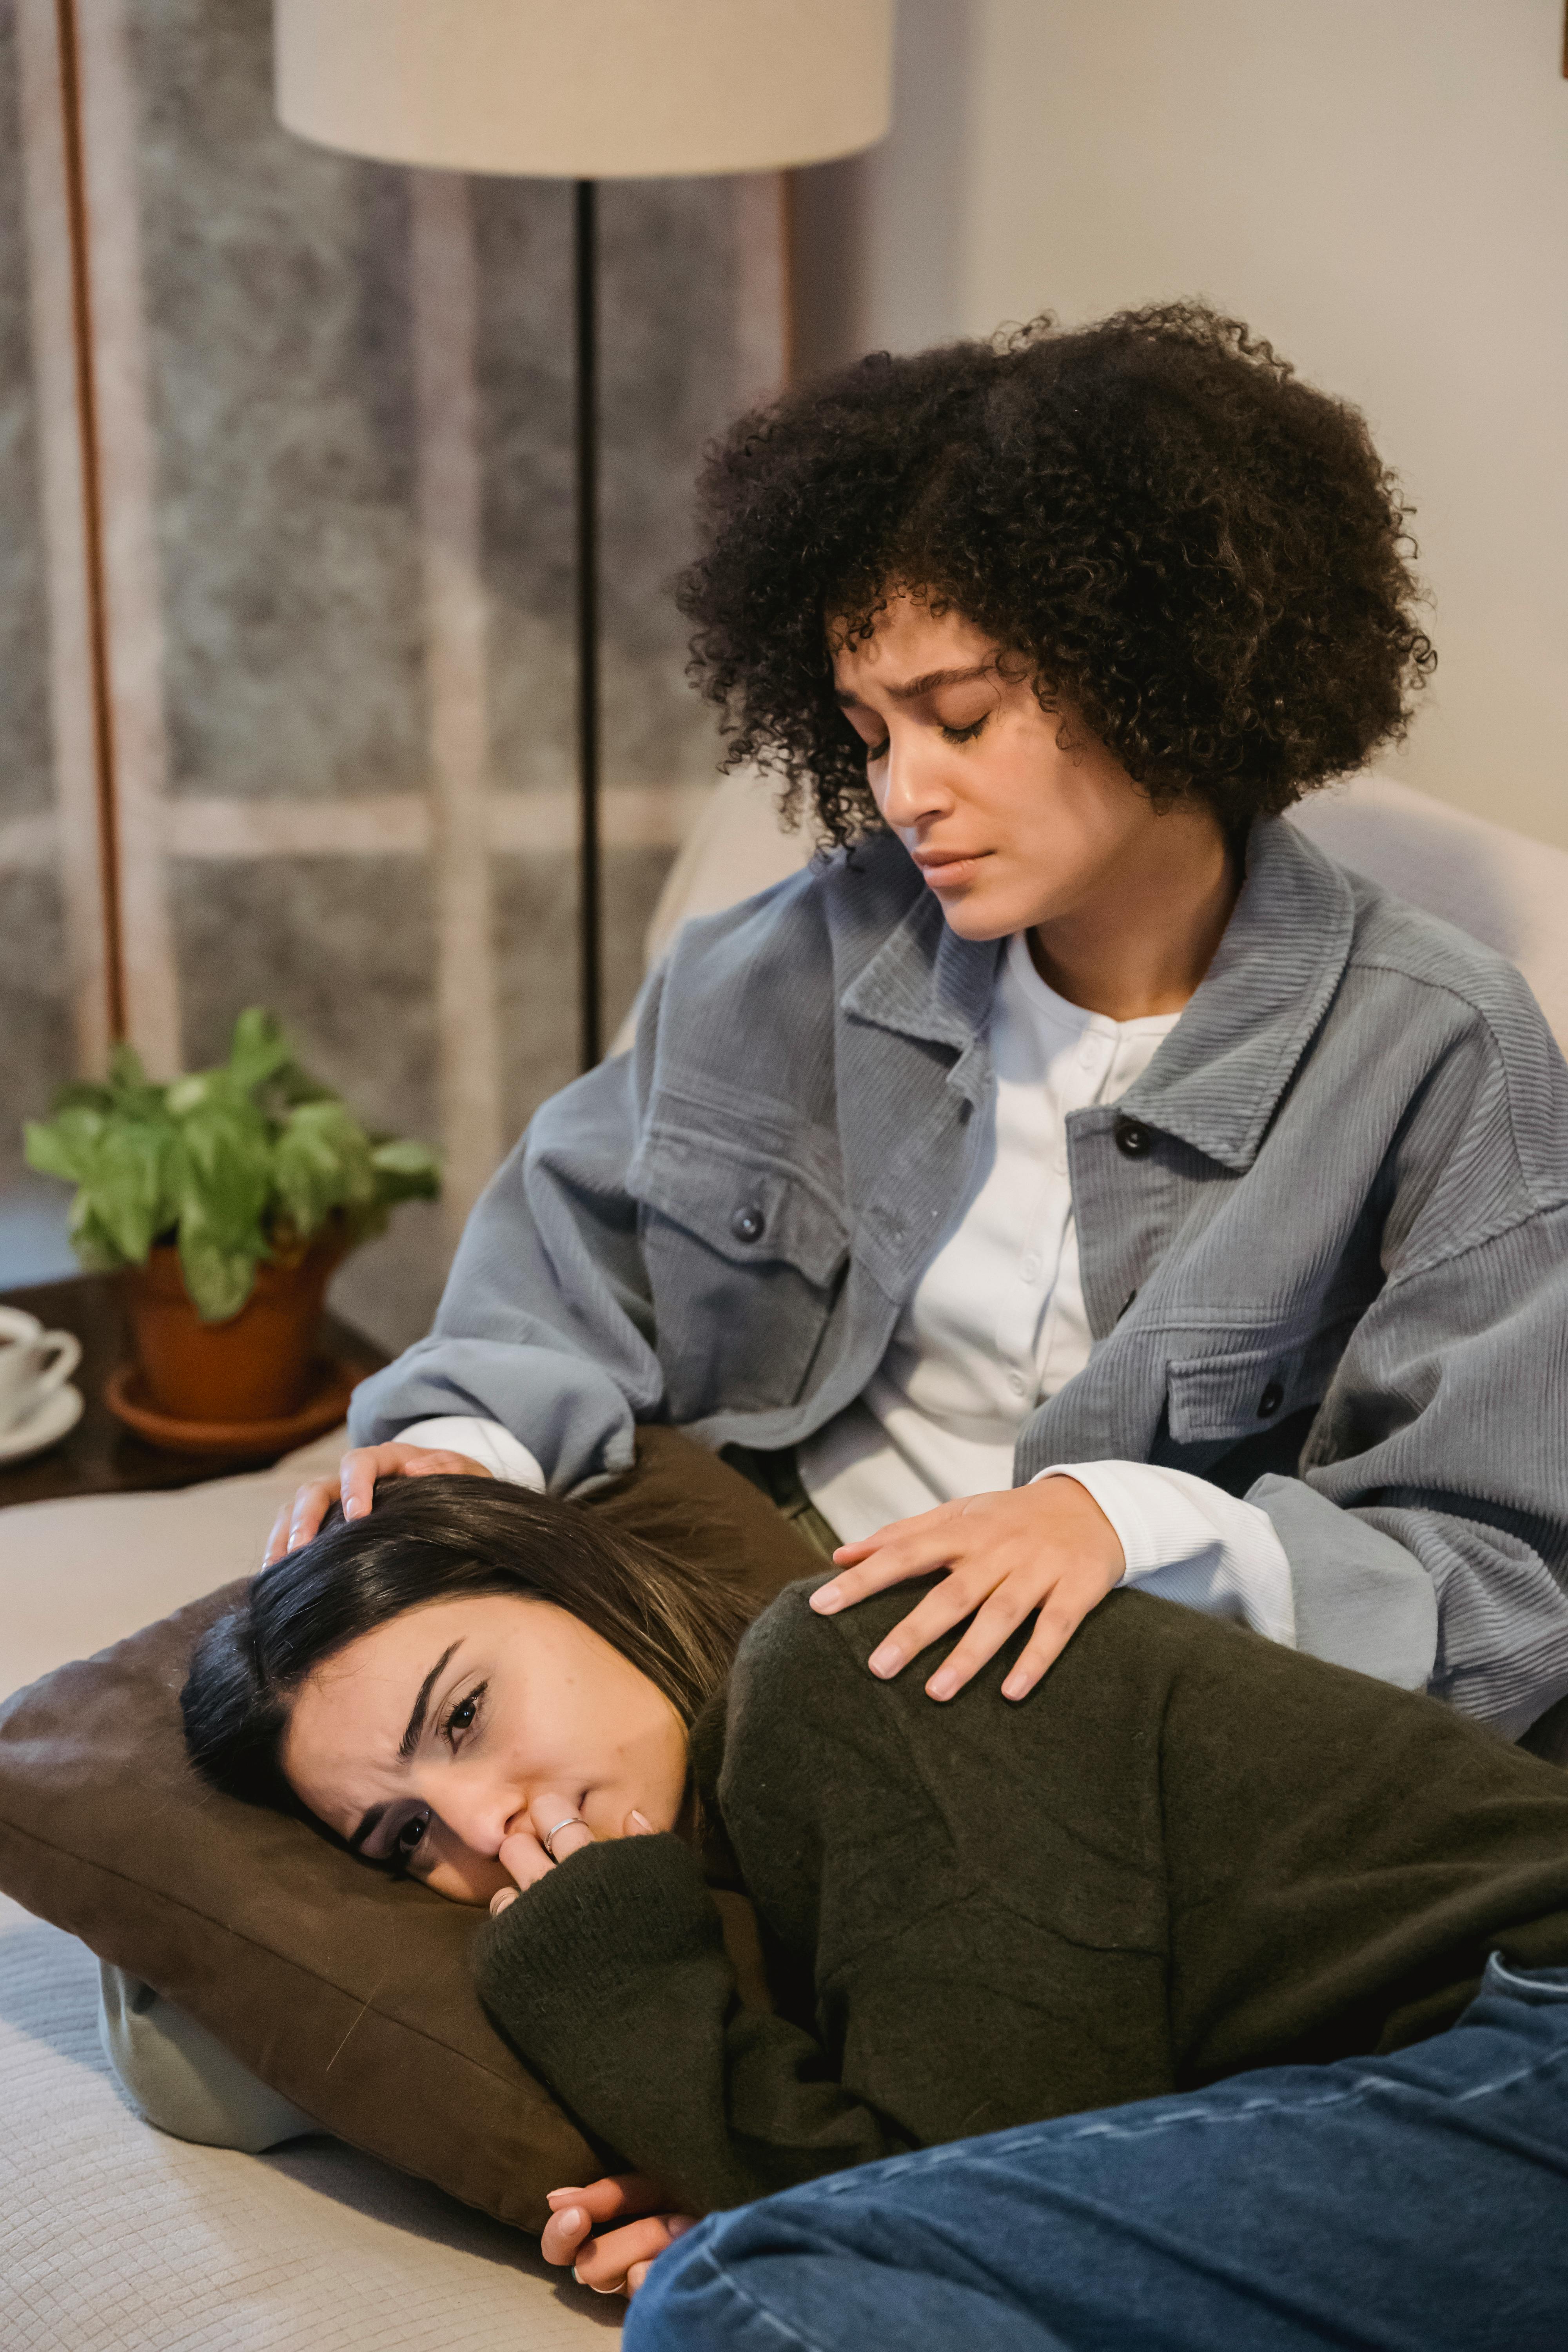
<box><xmin>171</xmin><ymin>1100</ymin><xmax>272</xmax><ymax>1254</ymax></box>
<box><xmin>90</xmin><ymin>1121</ymin><xmax>176</xmax><ymax>1262</ymax></box>
<box><xmin>49</xmin><ymin>1079</ymin><xmax>115</xmax><ymax>1115</ymax></box>
<box><xmin>272</xmin><ymin>1098</ymin><xmax>375</xmax><ymax>1236</ymax></box>
<box><xmin>107</xmin><ymin>1041</ymin><xmax>150</xmax><ymax>1093</ymax></box>
<box><xmin>26</xmin><ymin>1107</ymin><xmax>174</xmax><ymax>1264</ymax></box>
<box><xmin>66</xmin><ymin>1194</ymin><xmax>130</xmax><ymax>1273</ymax></box>
<box><xmin>165</xmin><ymin>1073</ymin><xmax>211</xmax><ymax>1117</ymax></box>
<box><xmin>226</xmin><ymin>1007</ymin><xmax>296</xmax><ymax>1096</ymax></box>
<box><xmin>24</xmin><ymin>1107</ymin><xmax>105</xmax><ymax>1187</ymax></box>
<box><xmin>370</xmin><ymin>1136</ymin><xmax>441</xmax><ymax>1205</ymax></box>
<box><xmin>176</xmin><ymin>1215</ymin><xmax>260</xmax><ymax>1322</ymax></box>
<box><xmin>103</xmin><ymin>1042</ymin><xmax>165</xmax><ymax>1122</ymax></box>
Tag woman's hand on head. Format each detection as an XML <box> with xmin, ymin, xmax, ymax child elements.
<box><xmin>809</xmin><ymin>1477</ymin><xmax>1125</xmax><ymax>1702</ymax></box>
<box><xmin>488</xmin><ymin>1789</ymin><xmax>656</xmax><ymax>1918</ymax></box>
<box><xmin>541</xmin><ymin>2174</ymin><xmax>697</xmax><ymax>2298</ymax></box>
<box><xmin>262</xmin><ymin>1441</ymin><xmax>495</xmax><ymax>1566</ymax></box>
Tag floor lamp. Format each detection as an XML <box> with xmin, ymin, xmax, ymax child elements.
<box><xmin>274</xmin><ymin>0</ymin><xmax>893</xmax><ymax>1069</ymax></box>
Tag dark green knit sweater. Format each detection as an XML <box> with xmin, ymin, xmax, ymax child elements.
<box><xmin>476</xmin><ymin>1582</ymin><xmax>1568</xmax><ymax>2216</ymax></box>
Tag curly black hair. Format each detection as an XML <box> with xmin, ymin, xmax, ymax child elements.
<box><xmin>678</xmin><ymin>302</ymin><xmax>1434</xmax><ymax>844</ymax></box>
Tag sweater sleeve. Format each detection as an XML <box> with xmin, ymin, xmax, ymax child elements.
<box><xmin>474</xmin><ymin>1832</ymin><xmax>920</xmax><ymax>2214</ymax></box>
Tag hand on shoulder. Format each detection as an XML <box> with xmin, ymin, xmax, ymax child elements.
<box><xmin>809</xmin><ymin>1477</ymin><xmax>1125</xmax><ymax>1702</ymax></box>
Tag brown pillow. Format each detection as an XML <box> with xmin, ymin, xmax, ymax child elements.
<box><xmin>0</xmin><ymin>1430</ymin><xmax>806</xmax><ymax>2233</ymax></box>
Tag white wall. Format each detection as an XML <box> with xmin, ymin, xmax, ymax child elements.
<box><xmin>796</xmin><ymin>0</ymin><xmax>1568</xmax><ymax>849</ymax></box>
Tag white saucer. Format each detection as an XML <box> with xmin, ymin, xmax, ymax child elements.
<box><xmin>0</xmin><ymin>1383</ymin><xmax>85</xmax><ymax>1465</ymax></box>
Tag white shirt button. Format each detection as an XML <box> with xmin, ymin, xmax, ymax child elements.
<box><xmin>1008</xmin><ymin>1370</ymin><xmax>1026</xmax><ymax>1395</ymax></box>
<box><xmin>1078</xmin><ymin>1039</ymin><xmax>1099</xmax><ymax>1069</ymax></box>
<box><xmin>1021</xmin><ymin>1253</ymin><xmax>1041</xmax><ymax>1283</ymax></box>
<box><xmin>1053</xmin><ymin>1145</ymin><xmax>1069</xmax><ymax>1176</ymax></box>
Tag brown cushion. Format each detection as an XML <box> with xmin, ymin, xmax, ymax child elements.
<box><xmin>0</xmin><ymin>1428</ymin><xmax>811</xmax><ymax>2232</ymax></box>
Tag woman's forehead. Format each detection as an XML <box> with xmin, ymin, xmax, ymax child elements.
<box><xmin>281</xmin><ymin>1598</ymin><xmax>483</xmax><ymax>1804</ymax></box>
<box><xmin>829</xmin><ymin>591</ymin><xmax>989</xmax><ymax>678</ymax></box>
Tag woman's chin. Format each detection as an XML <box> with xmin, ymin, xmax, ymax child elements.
<box><xmin>934</xmin><ymin>886</ymin><xmax>1029</xmax><ymax>943</ymax></box>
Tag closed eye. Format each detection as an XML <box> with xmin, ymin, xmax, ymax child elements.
<box><xmin>940</xmin><ymin>714</ymin><xmax>988</xmax><ymax>746</ymax></box>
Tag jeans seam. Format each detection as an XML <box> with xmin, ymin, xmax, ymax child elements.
<box><xmin>809</xmin><ymin>2031</ymin><xmax>1568</xmax><ymax>2200</ymax></box>
<box><xmin>654</xmin><ymin>2243</ymin><xmax>836</xmax><ymax>2352</ymax></box>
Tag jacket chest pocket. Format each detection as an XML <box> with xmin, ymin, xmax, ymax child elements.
<box><xmin>630</xmin><ymin>1116</ymin><xmax>849</xmax><ymax>1416</ymax></box>
<box><xmin>1164</xmin><ymin>1318</ymin><xmax>1354</xmax><ymax>1446</ymax></box>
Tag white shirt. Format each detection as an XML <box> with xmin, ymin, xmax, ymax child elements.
<box><xmin>404</xmin><ymin>933</ymin><xmax>1296</xmax><ymax>1649</ymax></box>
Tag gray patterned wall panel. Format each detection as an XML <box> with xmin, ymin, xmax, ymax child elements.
<box><xmin>1</xmin><ymin>0</ymin><xmax>780</xmax><ymax>1341</ymax></box>
<box><xmin>134</xmin><ymin>2</ymin><xmax>429</xmax><ymax>803</ymax></box>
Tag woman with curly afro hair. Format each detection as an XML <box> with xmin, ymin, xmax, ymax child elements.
<box><xmin>288</xmin><ymin>301</ymin><xmax>1568</xmax><ymax>1776</ymax></box>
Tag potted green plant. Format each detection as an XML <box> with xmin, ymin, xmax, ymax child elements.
<box><xmin>24</xmin><ymin>1009</ymin><xmax>439</xmax><ymax>1430</ymax></box>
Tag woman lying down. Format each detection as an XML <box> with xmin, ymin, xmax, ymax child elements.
<box><xmin>182</xmin><ymin>1477</ymin><xmax>1568</xmax><ymax>2351</ymax></box>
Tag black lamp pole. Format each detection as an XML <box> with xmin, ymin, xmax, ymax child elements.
<box><xmin>573</xmin><ymin>178</ymin><xmax>602</xmax><ymax>1070</ymax></box>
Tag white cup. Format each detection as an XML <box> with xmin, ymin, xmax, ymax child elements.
<box><xmin>0</xmin><ymin>1306</ymin><xmax>83</xmax><ymax>1434</ymax></box>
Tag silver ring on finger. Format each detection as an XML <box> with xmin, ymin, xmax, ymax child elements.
<box><xmin>541</xmin><ymin>1814</ymin><xmax>588</xmax><ymax>1861</ymax></box>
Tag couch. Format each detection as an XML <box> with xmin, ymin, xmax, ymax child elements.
<box><xmin>4</xmin><ymin>768</ymin><xmax>1566</xmax><ymax>2349</ymax></box>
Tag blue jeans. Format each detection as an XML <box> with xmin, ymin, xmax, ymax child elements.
<box><xmin>626</xmin><ymin>1958</ymin><xmax>1568</xmax><ymax>2352</ymax></box>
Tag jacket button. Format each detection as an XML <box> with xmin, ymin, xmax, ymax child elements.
<box><xmin>1114</xmin><ymin>1116</ymin><xmax>1152</xmax><ymax>1158</ymax></box>
<box><xmin>1257</xmin><ymin>1379</ymin><xmax>1284</xmax><ymax>1418</ymax></box>
<box><xmin>730</xmin><ymin>1205</ymin><xmax>764</xmax><ymax>1243</ymax></box>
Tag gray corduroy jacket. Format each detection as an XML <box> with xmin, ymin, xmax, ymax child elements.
<box><xmin>352</xmin><ymin>818</ymin><xmax>1568</xmax><ymax>1737</ymax></box>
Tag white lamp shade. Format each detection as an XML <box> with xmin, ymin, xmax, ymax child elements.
<box><xmin>275</xmin><ymin>0</ymin><xmax>895</xmax><ymax>179</ymax></box>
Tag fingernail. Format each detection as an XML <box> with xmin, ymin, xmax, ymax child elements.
<box><xmin>556</xmin><ymin>2207</ymin><xmax>582</xmax><ymax>2233</ymax></box>
<box><xmin>546</xmin><ymin>2187</ymin><xmax>583</xmax><ymax>2205</ymax></box>
<box><xmin>810</xmin><ymin>1583</ymin><xmax>842</xmax><ymax>1612</ymax></box>
<box><xmin>1002</xmin><ymin>1671</ymin><xmax>1031</xmax><ymax>1700</ymax></box>
<box><xmin>344</xmin><ymin>1497</ymin><xmax>363</xmax><ymax>1520</ymax></box>
<box><xmin>629</xmin><ymin>1809</ymin><xmax>653</xmax><ymax>1833</ymax></box>
<box><xmin>666</xmin><ymin>2216</ymin><xmax>693</xmax><ymax>2239</ymax></box>
<box><xmin>490</xmin><ymin>1889</ymin><xmax>518</xmax><ymax>1916</ymax></box>
<box><xmin>868</xmin><ymin>1643</ymin><xmax>903</xmax><ymax>1678</ymax></box>
<box><xmin>926</xmin><ymin>1668</ymin><xmax>958</xmax><ymax>1700</ymax></box>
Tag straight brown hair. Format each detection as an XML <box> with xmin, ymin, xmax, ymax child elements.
<box><xmin>181</xmin><ymin>1475</ymin><xmax>752</xmax><ymax>1813</ymax></box>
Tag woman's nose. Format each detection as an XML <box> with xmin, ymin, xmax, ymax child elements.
<box><xmin>877</xmin><ymin>732</ymin><xmax>953</xmax><ymax>836</ymax></box>
<box><xmin>425</xmin><ymin>1771</ymin><xmax>520</xmax><ymax>1859</ymax></box>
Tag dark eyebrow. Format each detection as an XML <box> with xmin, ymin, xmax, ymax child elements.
<box><xmin>399</xmin><ymin>1641</ymin><xmax>460</xmax><ymax>1760</ymax></box>
<box><xmin>347</xmin><ymin>1638</ymin><xmax>462</xmax><ymax>1854</ymax></box>
<box><xmin>348</xmin><ymin>1802</ymin><xmax>387</xmax><ymax>1857</ymax></box>
<box><xmin>834</xmin><ymin>664</ymin><xmax>993</xmax><ymax>708</ymax></box>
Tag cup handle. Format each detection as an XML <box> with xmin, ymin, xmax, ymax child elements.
<box><xmin>34</xmin><ymin>1330</ymin><xmax>82</xmax><ymax>1402</ymax></box>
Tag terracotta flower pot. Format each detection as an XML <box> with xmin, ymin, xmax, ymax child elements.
<box><xmin>123</xmin><ymin>1225</ymin><xmax>349</xmax><ymax>1425</ymax></box>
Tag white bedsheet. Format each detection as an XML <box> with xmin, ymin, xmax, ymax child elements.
<box><xmin>0</xmin><ymin>1893</ymin><xmax>612</xmax><ymax>2350</ymax></box>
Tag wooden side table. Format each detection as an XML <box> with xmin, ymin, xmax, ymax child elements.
<box><xmin>0</xmin><ymin>1272</ymin><xmax>386</xmax><ymax>1510</ymax></box>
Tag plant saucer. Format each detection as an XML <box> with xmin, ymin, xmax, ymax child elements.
<box><xmin>105</xmin><ymin>1358</ymin><xmax>355</xmax><ymax>1459</ymax></box>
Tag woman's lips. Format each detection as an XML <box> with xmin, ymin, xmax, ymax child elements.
<box><xmin>914</xmin><ymin>849</ymin><xmax>988</xmax><ymax>889</ymax></box>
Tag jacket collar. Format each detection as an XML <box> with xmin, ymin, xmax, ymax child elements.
<box><xmin>838</xmin><ymin>816</ymin><xmax>1356</xmax><ymax>1167</ymax></box>
<box><xmin>838</xmin><ymin>870</ymin><xmax>1002</xmax><ymax>1105</ymax></box>
<box><xmin>1114</xmin><ymin>817</ymin><xmax>1356</xmax><ymax>1171</ymax></box>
